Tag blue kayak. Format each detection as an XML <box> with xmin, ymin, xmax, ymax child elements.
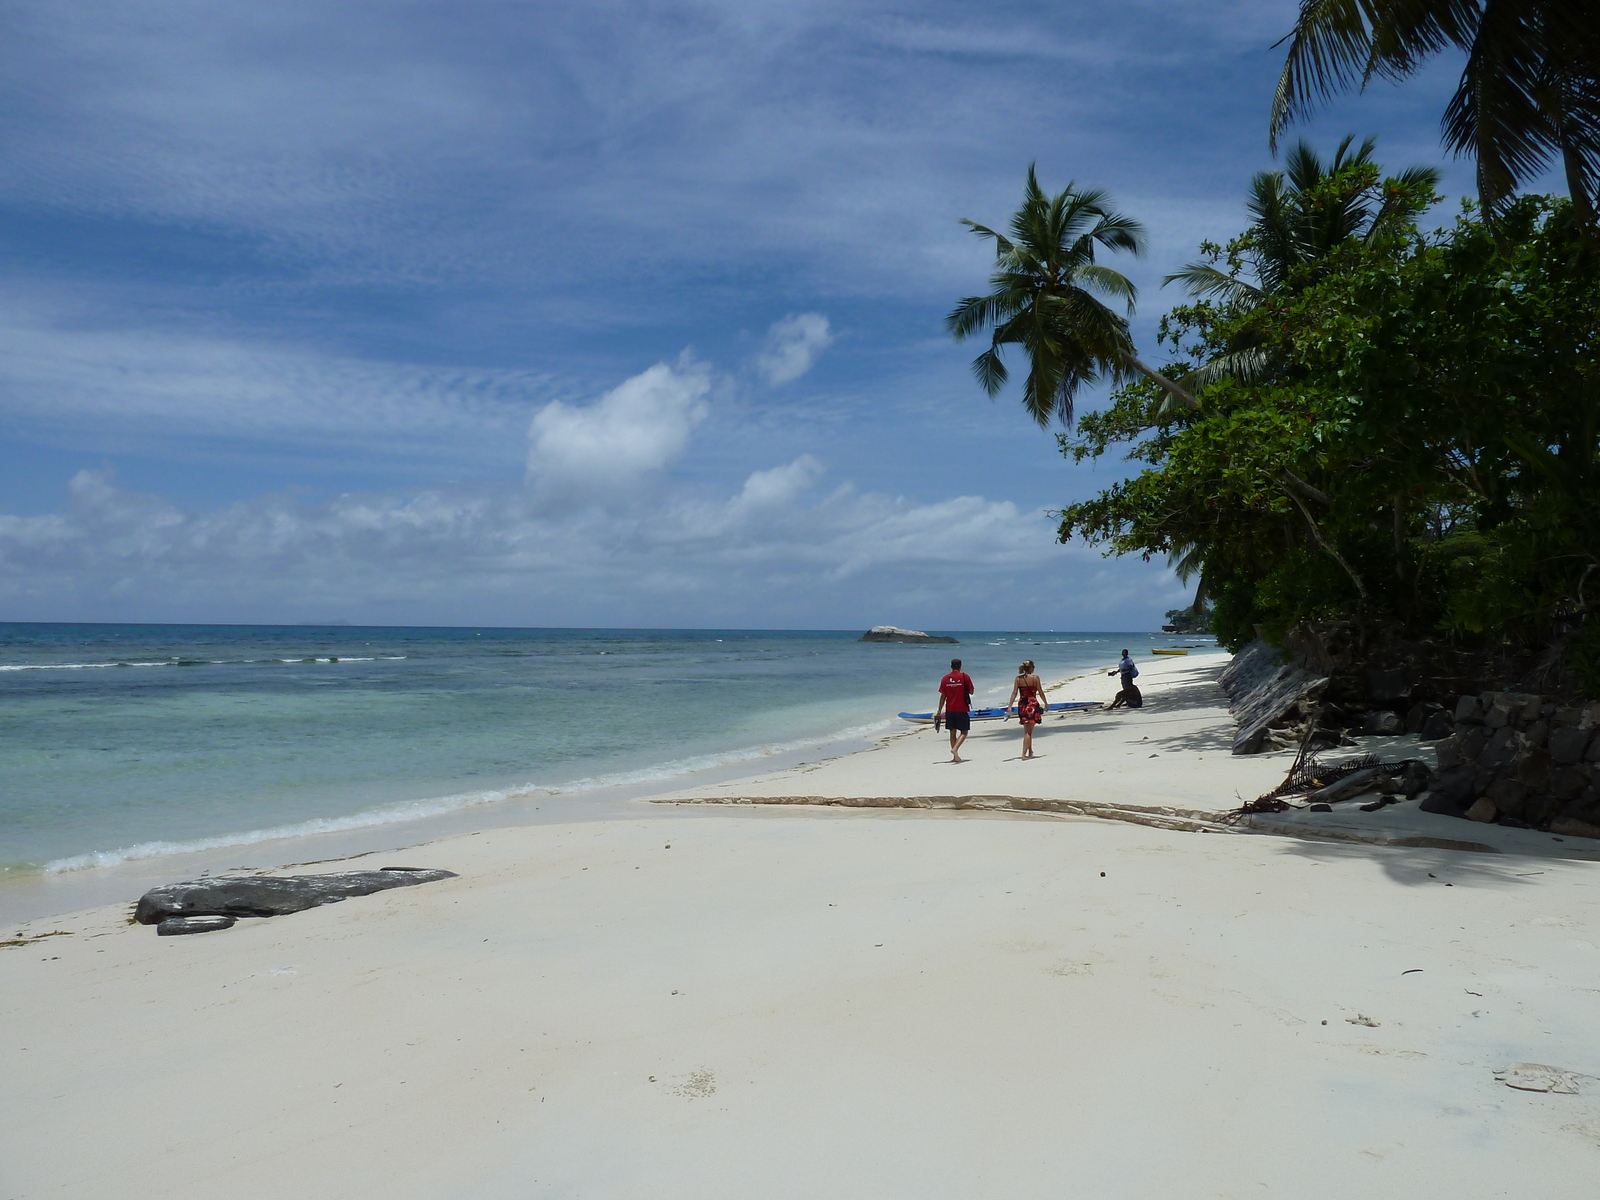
<box><xmin>897</xmin><ymin>701</ymin><xmax>1098</xmax><ymax>724</ymax></box>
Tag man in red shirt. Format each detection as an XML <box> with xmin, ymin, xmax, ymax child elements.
<box><xmin>933</xmin><ymin>657</ymin><xmax>976</xmax><ymax>762</ymax></box>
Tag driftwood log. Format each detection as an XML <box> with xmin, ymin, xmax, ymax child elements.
<box><xmin>134</xmin><ymin>867</ymin><xmax>457</xmax><ymax>926</ymax></box>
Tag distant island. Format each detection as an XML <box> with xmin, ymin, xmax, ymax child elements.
<box><xmin>859</xmin><ymin>626</ymin><xmax>958</xmax><ymax>644</ymax></box>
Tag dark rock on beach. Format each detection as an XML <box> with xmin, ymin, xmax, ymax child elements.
<box><xmin>134</xmin><ymin>867</ymin><xmax>458</xmax><ymax>926</ymax></box>
<box><xmin>156</xmin><ymin>915</ymin><xmax>237</xmax><ymax>936</ymax></box>
<box><xmin>1218</xmin><ymin>639</ymin><xmax>1328</xmax><ymax>754</ymax></box>
<box><xmin>858</xmin><ymin>626</ymin><xmax>958</xmax><ymax>644</ymax></box>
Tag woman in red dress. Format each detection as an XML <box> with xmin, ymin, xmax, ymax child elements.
<box><xmin>1004</xmin><ymin>659</ymin><xmax>1049</xmax><ymax>759</ymax></box>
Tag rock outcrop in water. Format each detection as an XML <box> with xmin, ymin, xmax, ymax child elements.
<box><xmin>859</xmin><ymin>626</ymin><xmax>958</xmax><ymax>644</ymax></box>
<box><xmin>134</xmin><ymin>867</ymin><xmax>457</xmax><ymax>930</ymax></box>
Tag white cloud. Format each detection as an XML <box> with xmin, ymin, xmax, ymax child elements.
<box><xmin>734</xmin><ymin>455</ymin><xmax>825</xmax><ymax>509</ymax></box>
<box><xmin>755</xmin><ymin>313</ymin><xmax>834</xmax><ymax>385</ymax></box>
<box><xmin>0</xmin><ymin>463</ymin><xmax>1119</xmax><ymax>628</ymax></box>
<box><xmin>525</xmin><ymin>357</ymin><xmax>711</xmax><ymax>495</ymax></box>
<box><xmin>0</xmin><ymin>300</ymin><xmax>564</xmax><ymax>463</ymax></box>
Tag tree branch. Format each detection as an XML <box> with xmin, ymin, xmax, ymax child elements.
<box><xmin>1275</xmin><ymin>467</ymin><xmax>1332</xmax><ymax>507</ymax></box>
<box><xmin>1123</xmin><ymin>355</ymin><xmax>1199</xmax><ymax>410</ymax></box>
<box><xmin>1282</xmin><ymin>485</ymin><xmax>1368</xmax><ymax>604</ymax></box>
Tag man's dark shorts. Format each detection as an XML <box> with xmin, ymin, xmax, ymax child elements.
<box><xmin>945</xmin><ymin>711</ymin><xmax>971</xmax><ymax>733</ymax></box>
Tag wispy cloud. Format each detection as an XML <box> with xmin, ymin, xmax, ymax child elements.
<box><xmin>755</xmin><ymin>313</ymin><xmax>833</xmax><ymax>386</ymax></box>
<box><xmin>0</xmin><ymin>0</ymin><xmax>1473</xmax><ymax>625</ymax></box>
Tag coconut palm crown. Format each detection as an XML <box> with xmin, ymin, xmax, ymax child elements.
<box><xmin>1163</xmin><ymin>136</ymin><xmax>1441</xmax><ymax>390</ymax></box>
<box><xmin>1270</xmin><ymin>0</ymin><xmax>1600</xmax><ymax>232</ymax></box>
<box><xmin>947</xmin><ymin>166</ymin><xmax>1193</xmax><ymax>428</ymax></box>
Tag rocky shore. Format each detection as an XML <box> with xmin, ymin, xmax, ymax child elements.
<box><xmin>1218</xmin><ymin>626</ymin><xmax>1600</xmax><ymax>838</ymax></box>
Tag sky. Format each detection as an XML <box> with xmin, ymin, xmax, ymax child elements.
<box><xmin>0</xmin><ymin>0</ymin><xmax>1484</xmax><ymax>630</ymax></box>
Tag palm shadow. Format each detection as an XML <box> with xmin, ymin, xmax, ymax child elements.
<box><xmin>1268</xmin><ymin>835</ymin><xmax>1600</xmax><ymax>886</ymax></box>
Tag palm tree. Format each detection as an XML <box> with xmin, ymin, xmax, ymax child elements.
<box><xmin>1164</xmin><ymin>136</ymin><xmax>1440</xmax><ymax>389</ymax></box>
<box><xmin>1270</xmin><ymin>0</ymin><xmax>1600</xmax><ymax>232</ymax></box>
<box><xmin>946</xmin><ymin>166</ymin><xmax>1196</xmax><ymax>428</ymax></box>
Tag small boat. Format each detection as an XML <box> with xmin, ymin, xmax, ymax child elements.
<box><xmin>1151</xmin><ymin>648</ymin><xmax>1189</xmax><ymax>656</ymax></box>
<box><xmin>897</xmin><ymin>701</ymin><xmax>1099</xmax><ymax>724</ymax></box>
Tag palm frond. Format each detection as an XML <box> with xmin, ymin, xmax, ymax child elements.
<box><xmin>946</xmin><ymin>292</ymin><xmax>1026</xmax><ymax>341</ymax></box>
<box><xmin>1162</xmin><ymin>262</ymin><xmax>1264</xmax><ymax>306</ymax></box>
<box><xmin>1270</xmin><ymin>0</ymin><xmax>1380</xmax><ymax>148</ymax></box>
<box><xmin>1072</xmin><ymin>263</ymin><xmax>1139</xmax><ymax>312</ymax></box>
<box><xmin>972</xmin><ymin>348</ymin><xmax>1008</xmax><ymax>397</ymax></box>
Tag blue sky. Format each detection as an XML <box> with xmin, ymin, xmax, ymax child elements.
<box><xmin>0</xmin><ymin>0</ymin><xmax>1481</xmax><ymax>629</ymax></box>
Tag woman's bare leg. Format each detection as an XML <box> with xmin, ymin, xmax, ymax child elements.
<box><xmin>1022</xmin><ymin>722</ymin><xmax>1034</xmax><ymax>757</ymax></box>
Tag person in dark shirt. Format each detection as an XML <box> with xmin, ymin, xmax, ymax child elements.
<box><xmin>1107</xmin><ymin>649</ymin><xmax>1142</xmax><ymax>710</ymax></box>
<box><xmin>933</xmin><ymin>658</ymin><xmax>976</xmax><ymax>762</ymax></box>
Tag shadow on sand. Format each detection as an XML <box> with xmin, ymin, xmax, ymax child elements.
<box><xmin>1268</xmin><ymin>831</ymin><xmax>1600</xmax><ymax>886</ymax></box>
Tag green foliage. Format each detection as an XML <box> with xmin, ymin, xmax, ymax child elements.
<box><xmin>1163</xmin><ymin>607</ymin><xmax>1212</xmax><ymax>634</ymax></box>
<box><xmin>1058</xmin><ymin>167</ymin><xmax>1600</xmax><ymax>656</ymax></box>
<box><xmin>1270</xmin><ymin>0</ymin><xmax>1600</xmax><ymax>232</ymax></box>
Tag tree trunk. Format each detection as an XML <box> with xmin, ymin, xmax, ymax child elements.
<box><xmin>1283</xmin><ymin>487</ymin><xmax>1369</xmax><ymax>605</ymax></box>
<box><xmin>1124</xmin><ymin>355</ymin><xmax>1199</xmax><ymax>411</ymax></box>
<box><xmin>1560</xmin><ymin>134</ymin><xmax>1599</xmax><ymax>242</ymax></box>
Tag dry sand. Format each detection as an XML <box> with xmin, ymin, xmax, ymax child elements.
<box><xmin>5</xmin><ymin>653</ymin><xmax>1600</xmax><ymax>1198</ymax></box>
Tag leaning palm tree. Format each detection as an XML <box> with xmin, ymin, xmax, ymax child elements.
<box><xmin>1165</xmin><ymin>136</ymin><xmax>1441</xmax><ymax>389</ymax></box>
<box><xmin>946</xmin><ymin>166</ymin><xmax>1196</xmax><ymax>427</ymax></box>
<box><xmin>1270</xmin><ymin>0</ymin><xmax>1600</xmax><ymax>232</ymax></box>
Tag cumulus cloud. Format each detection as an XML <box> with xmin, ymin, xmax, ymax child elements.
<box><xmin>755</xmin><ymin>313</ymin><xmax>834</xmax><ymax>385</ymax></box>
<box><xmin>0</xmin><ymin>462</ymin><xmax>1124</xmax><ymax>628</ymax></box>
<box><xmin>525</xmin><ymin>357</ymin><xmax>711</xmax><ymax>497</ymax></box>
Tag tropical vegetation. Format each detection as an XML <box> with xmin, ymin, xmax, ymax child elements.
<box><xmin>1271</xmin><ymin>0</ymin><xmax>1600</xmax><ymax>236</ymax></box>
<box><xmin>947</xmin><ymin>12</ymin><xmax>1600</xmax><ymax>690</ymax></box>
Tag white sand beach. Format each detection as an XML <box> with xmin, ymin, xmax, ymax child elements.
<box><xmin>5</xmin><ymin>654</ymin><xmax>1600</xmax><ymax>1199</ymax></box>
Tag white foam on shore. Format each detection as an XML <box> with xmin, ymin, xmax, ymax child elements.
<box><xmin>40</xmin><ymin>715</ymin><xmax>900</xmax><ymax>875</ymax></box>
<box><xmin>1</xmin><ymin>656</ymin><xmax>382</xmax><ymax>671</ymax></box>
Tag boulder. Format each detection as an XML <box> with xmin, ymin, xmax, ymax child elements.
<box><xmin>1361</xmin><ymin>711</ymin><xmax>1405</xmax><ymax>736</ymax></box>
<box><xmin>1552</xmin><ymin>765</ymin><xmax>1593</xmax><ymax>800</ymax></box>
<box><xmin>1425</xmin><ymin>765</ymin><xmax>1477</xmax><ymax>813</ymax></box>
<box><xmin>1479</xmin><ymin>727</ymin><xmax>1517</xmax><ymax>769</ymax></box>
<box><xmin>1367</xmin><ymin>667</ymin><xmax>1411</xmax><ymax>704</ymax></box>
<box><xmin>1218</xmin><ymin>639</ymin><xmax>1328</xmax><ymax>755</ymax></box>
<box><xmin>1457</xmin><ymin>726</ymin><xmax>1490</xmax><ymax>763</ymax></box>
<box><xmin>1485</xmin><ymin>778</ymin><xmax>1528</xmax><ymax>817</ymax></box>
<box><xmin>1420</xmin><ymin>710</ymin><xmax>1454</xmax><ymax>741</ymax></box>
<box><xmin>1454</xmin><ymin>695</ymin><xmax>1485</xmax><ymax>724</ymax></box>
<box><xmin>1401</xmin><ymin>761</ymin><xmax>1430</xmax><ymax>797</ymax></box>
<box><xmin>1550</xmin><ymin>816</ymin><xmax>1600</xmax><ymax>840</ymax></box>
<box><xmin>1550</xmin><ymin>726</ymin><xmax>1594</xmax><ymax>764</ymax></box>
<box><xmin>1466</xmin><ymin>797</ymin><xmax>1499</xmax><ymax>823</ymax></box>
<box><xmin>1522</xmin><ymin>792</ymin><xmax>1563</xmax><ymax>828</ymax></box>
<box><xmin>1516</xmin><ymin>748</ymin><xmax>1553</xmax><ymax>791</ymax></box>
<box><xmin>134</xmin><ymin>867</ymin><xmax>458</xmax><ymax>925</ymax></box>
<box><xmin>1434</xmin><ymin>734</ymin><xmax>1463</xmax><ymax>770</ymax></box>
<box><xmin>858</xmin><ymin>626</ymin><xmax>958</xmax><ymax>644</ymax></box>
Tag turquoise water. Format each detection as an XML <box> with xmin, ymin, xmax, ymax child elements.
<box><xmin>0</xmin><ymin>623</ymin><xmax>1195</xmax><ymax>876</ymax></box>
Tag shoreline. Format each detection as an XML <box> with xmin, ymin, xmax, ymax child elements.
<box><xmin>0</xmin><ymin>648</ymin><xmax>1183</xmax><ymax>926</ymax></box>
<box><xmin>7</xmin><ymin>646</ymin><xmax>1600</xmax><ymax>1196</ymax></box>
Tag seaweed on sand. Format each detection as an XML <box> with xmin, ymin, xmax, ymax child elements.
<box><xmin>1221</xmin><ymin>724</ymin><xmax>1383</xmax><ymax>824</ymax></box>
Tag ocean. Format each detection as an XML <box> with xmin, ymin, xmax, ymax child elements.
<box><xmin>0</xmin><ymin>623</ymin><xmax>1206</xmax><ymax>884</ymax></box>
